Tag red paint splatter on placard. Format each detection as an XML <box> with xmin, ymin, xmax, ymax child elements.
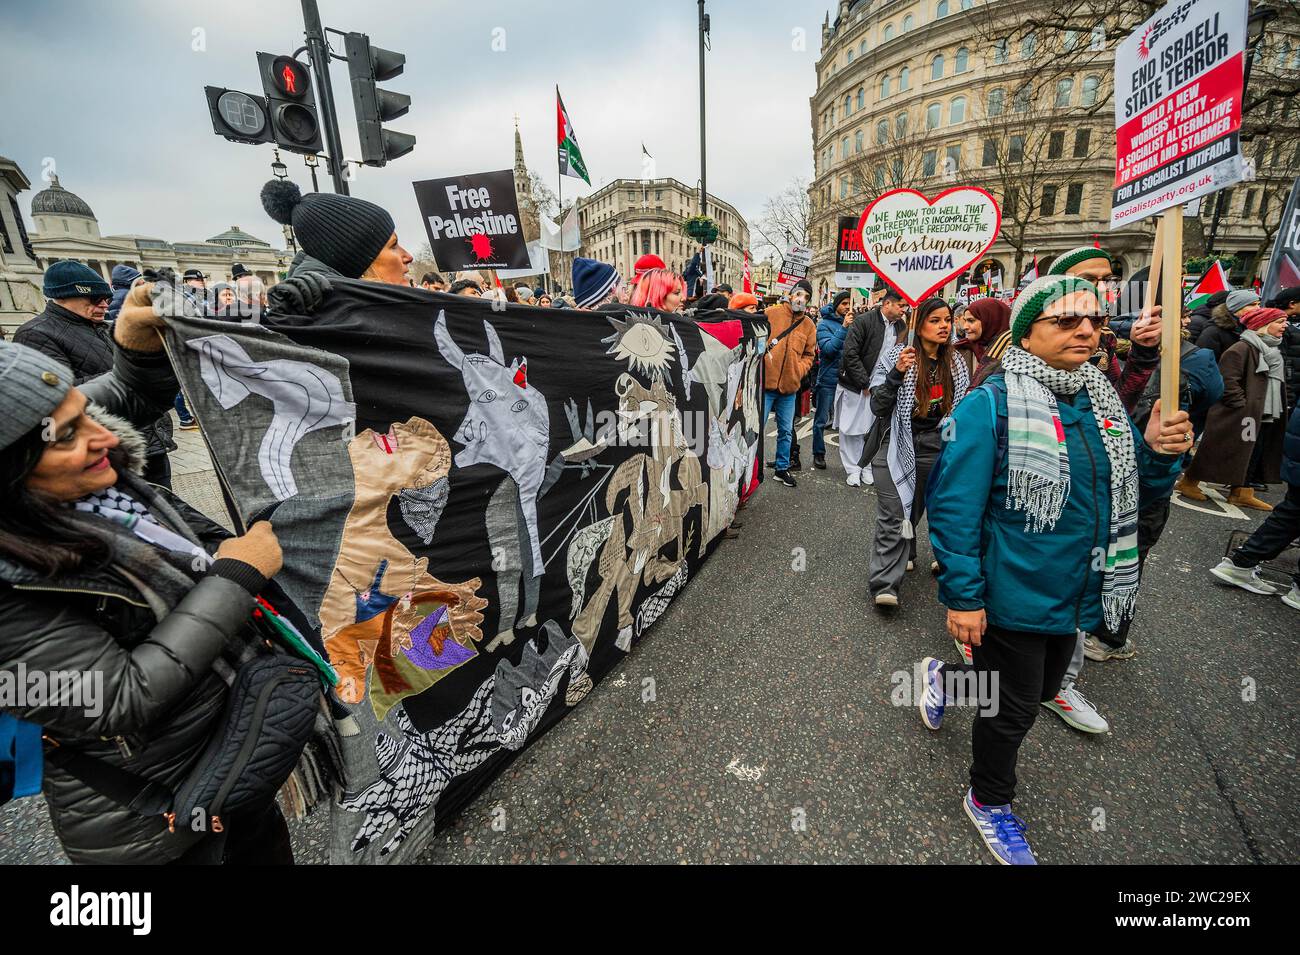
<box><xmin>468</xmin><ymin>233</ymin><xmax>494</xmax><ymax>261</ymax></box>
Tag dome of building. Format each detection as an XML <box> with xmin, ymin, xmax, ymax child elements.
<box><xmin>30</xmin><ymin>174</ymin><xmax>95</xmax><ymax>219</ymax></box>
<box><xmin>206</xmin><ymin>226</ymin><xmax>271</xmax><ymax>249</ymax></box>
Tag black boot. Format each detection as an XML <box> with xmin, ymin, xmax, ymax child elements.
<box><xmin>813</xmin><ymin>453</ymin><xmax>826</xmax><ymax>470</ymax></box>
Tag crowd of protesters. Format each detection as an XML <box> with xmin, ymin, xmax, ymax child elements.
<box><xmin>2</xmin><ymin>174</ymin><xmax>1297</xmax><ymax>870</ymax></box>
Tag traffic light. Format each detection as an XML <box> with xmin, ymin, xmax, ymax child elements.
<box><xmin>205</xmin><ymin>87</ymin><xmax>273</xmax><ymax>145</ymax></box>
<box><xmin>344</xmin><ymin>32</ymin><xmax>415</xmax><ymax>166</ymax></box>
<box><xmin>257</xmin><ymin>53</ymin><xmax>324</xmax><ymax>155</ymax></box>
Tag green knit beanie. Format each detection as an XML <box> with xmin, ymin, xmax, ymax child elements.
<box><xmin>1047</xmin><ymin>246</ymin><xmax>1114</xmax><ymax>276</ymax></box>
<box><xmin>1010</xmin><ymin>275</ymin><xmax>1100</xmax><ymax>345</ymax></box>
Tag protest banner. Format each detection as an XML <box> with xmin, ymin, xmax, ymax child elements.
<box><xmin>413</xmin><ymin>169</ymin><xmax>530</xmax><ymax>271</ymax></box>
<box><xmin>855</xmin><ymin>186</ymin><xmax>1001</xmax><ymax>306</ymax></box>
<box><xmin>1110</xmin><ymin>0</ymin><xmax>1248</xmax><ymax>228</ymax></box>
<box><xmin>834</xmin><ymin>215</ymin><xmax>874</xmax><ymax>289</ymax></box>
<box><xmin>1261</xmin><ymin>176</ymin><xmax>1300</xmax><ymax>303</ymax></box>
<box><xmin>160</xmin><ymin>286</ymin><xmax>766</xmax><ymax>862</ymax></box>
<box><xmin>774</xmin><ymin>244</ymin><xmax>814</xmax><ymax>293</ymax></box>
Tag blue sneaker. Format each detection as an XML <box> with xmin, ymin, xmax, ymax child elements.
<box><xmin>918</xmin><ymin>657</ymin><xmax>945</xmax><ymax>730</ymax></box>
<box><xmin>963</xmin><ymin>789</ymin><xmax>1036</xmax><ymax>865</ymax></box>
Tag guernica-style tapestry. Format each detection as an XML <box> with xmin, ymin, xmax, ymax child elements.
<box><xmin>160</xmin><ymin>279</ymin><xmax>765</xmax><ymax>862</ymax></box>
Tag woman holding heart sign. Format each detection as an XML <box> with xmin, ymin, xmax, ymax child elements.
<box><xmin>865</xmin><ymin>298</ymin><xmax>970</xmax><ymax>610</ymax></box>
<box><xmin>915</xmin><ymin>275</ymin><xmax>1192</xmax><ymax>865</ymax></box>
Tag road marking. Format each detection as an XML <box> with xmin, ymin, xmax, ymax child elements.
<box><xmin>1171</xmin><ymin>485</ymin><xmax>1247</xmax><ymax>520</ymax></box>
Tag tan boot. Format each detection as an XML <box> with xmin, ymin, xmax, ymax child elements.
<box><xmin>1228</xmin><ymin>486</ymin><xmax>1273</xmax><ymax>511</ymax></box>
<box><xmin>1175</xmin><ymin>476</ymin><xmax>1207</xmax><ymax>501</ymax></box>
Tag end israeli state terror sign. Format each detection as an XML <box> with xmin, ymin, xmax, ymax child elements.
<box><xmin>1110</xmin><ymin>0</ymin><xmax>1248</xmax><ymax>228</ymax></box>
<box><xmin>413</xmin><ymin>169</ymin><xmax>530</xmax><ymax>271</ymax></box>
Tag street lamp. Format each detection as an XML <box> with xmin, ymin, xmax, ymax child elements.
<box><xmin>271</xmin><ymin>148</ymin><xmax>288</xmax><ymax>180</ymax></box>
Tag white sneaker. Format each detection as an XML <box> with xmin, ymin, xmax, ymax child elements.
<box><xmin>1210</xmin><ymin>558</ymin><xmax>1284</xmax><ymax>595</ymax></box>
<box><xmin>874</xmin><ymin>591</ymin><xmax>898</xmax><ymax>608</ymax></box>
<box><xmin>846</xmin><ymin>471</ymin><xmax>862</xmax><ymax>487</ymax></box>
<box><xmin>1042</xmin><ymin>682</ymin><xmax>1109</xmax><ymax>734</ymax></box>
<box><xmin>862</xmin><ymin>467</ymin><xmax>875</xmax><ymax>486</ymax></box>
<box><xmin>906</xmin><ymin>560</ymin><xmax>915</xmax><ymax>571</ymax></box>
<box><xmin>1283</xmin><ymin>584</ymin><xmax>1300</xmax><ymax>611</ymax></box>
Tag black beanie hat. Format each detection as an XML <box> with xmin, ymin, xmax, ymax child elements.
<box><xmin>832</xmin><ymin>290</ymin><xmax>850</xmax><ymax>310</ymax></box>
<box><xmin>260</xmin><ymin>179</ymin><xmax>395</xmax><ymax>279</ymax></box>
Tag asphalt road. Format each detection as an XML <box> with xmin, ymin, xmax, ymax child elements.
<box><xmin>4</xmin><ymin>418</ymin><xmax>1296</xmax><ymax>865</ymax></box>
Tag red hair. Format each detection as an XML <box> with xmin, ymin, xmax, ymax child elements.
<box><xmin>630</xmin><ymin>268</ymin><xmax>683</xmax><ymax>310</ymax></box>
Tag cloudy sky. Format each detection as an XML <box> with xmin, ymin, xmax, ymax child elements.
<box><xmin>1</xmin><ymin>0</ymin><xmax>830</xmax><ymax>258</ymax></box>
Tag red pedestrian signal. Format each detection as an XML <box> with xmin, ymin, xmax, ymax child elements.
<box><xmin>269</xmin><ymin>56</ymin><xmax>309</xmax><ymax>100</ymax></box>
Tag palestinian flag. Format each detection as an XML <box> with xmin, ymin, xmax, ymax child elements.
<box><xmin>556</xmin><ymin>87</ymin><xmax>590</xmax><ymax>185</ymax></box>
<box><xmin>1019</xmin><ymin>254</ymin><xmax>1039</xmax><ymax>285</ymax></box>
<box><xmin>1185</xmin><ymin>259</ymin><xmax>1231</xmax><ymax>309</ymax></box>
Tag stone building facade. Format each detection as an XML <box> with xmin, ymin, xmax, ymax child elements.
<box><xmin>807</xmin><ymin>0</ymin><xmax>1300</xmax><ymax>298</ymax></box>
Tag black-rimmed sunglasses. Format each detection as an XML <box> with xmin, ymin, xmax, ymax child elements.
<box><xmin>1034</xmin><ymin>311</ymin><xmax>1104</xmax><ymax>331</ymax></box>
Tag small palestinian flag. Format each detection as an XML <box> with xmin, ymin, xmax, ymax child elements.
<box><xmin>556</xmin><ymin>87</ymin><xmax>590</xmax><ymax>185</ymax></box>
<box><xmin>1185</xmin><ymin>259</ymin><xmax>1231</xmax><ymax>309</ymax></box>
<box><xmin>1020</xmin><ymin>254</ymin><xmax>1039</xmax><ymax>285</ymax></box>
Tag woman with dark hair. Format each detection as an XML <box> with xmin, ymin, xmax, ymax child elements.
<box><xmin>955</xmin><ymin>298</ymin><xmax>1011</xmax><ymax>378</ymax></box>
<box><xmin>0</xmin><ymin>282</ymin><xmax>294</xmax><ymax>864</ymax></box>
<box><xmin>866</xmin><ymin>298</ymin><xmax>970</xmax><ymax>609</ymax></box>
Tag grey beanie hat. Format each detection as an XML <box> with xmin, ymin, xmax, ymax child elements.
<box><xmin>0</xmin><ymin>340</ymin><xmax>73</xmax><ymax>452</ymax></box>
<box><xmin>1225</xmin><ymin>289</ymin><xmax>1260</xmax><ymax>313</ymax></box>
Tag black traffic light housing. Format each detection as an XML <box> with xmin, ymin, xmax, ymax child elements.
<box><xmin>256</xmin><ymin>52</ymin><xmax>324</xmax><ymax>155</ymax></box>
<box><xmin>205</xmin><ymin>87</ymin><xmax>273</xmax><ymax>145</ymax></box>
<box><xmin>344</xmin><ymin>32</ymin><xmax>415</xmax><ymax>166</ymax></box>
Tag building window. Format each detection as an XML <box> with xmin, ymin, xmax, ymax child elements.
<box><xmin>884</xmin><ymin>24</ymin><xmax>895</xmax><ymax>41</ymax></box>
<box><xmin>1010</xmin><ymin>135</ymin><xmax>1025</xmax><ymax>162</ymax></box>
<box><xmin>1021</xmin><ymin>32</ymin><xmax>1037</xmax><ymax>59</ymax></box>
<box><xmin>1048</xmin><ymin>130</ymin><xmax>1064</xmax><ymax>158</ymax></box>
<box><xmin>982</xmin><ymin>139</ymin><xmax>997</xmax><ymax>166</ymax></box>
<box><xmin>856</xmin><ymin>87</ymin><xmax>865</xmax><ymax>110</ymax></box>
<box><xmin>881</xmin><ymin>73</ymin><xmax>891</xmax><ymax>97</ymax></box>
<box><xmin>903</xmin><ymin>14</ymin><xmax>914</xmax><ymax>32</ymax></box>
<box><xmin>955</xmin><ymin>47</ymin><xmax>969</xmax><ymax>73</ymax></box>
<box><xmin>927</xmin><ymin>102</ymin><xmax>942</xmax><ymax>129</ymax></box>
<box><xmin>855</xmin><ymin>129</ymin><xmax>864</xmax><ymax>153</ymax></box>
<box><xmin>924</xmin><ymin>149</ymin><xmax>938</xmax><ymax>176</ymax></box>
<box><xmin>1040</xmin><ymin>185</ymin><xmax>1057</xmax><ymax>216</ymax></box>
<box><xmin>949</xmin><ymin>96</ymin><xmax>966</xmax><ymax>124</ymax></box>
<box><xmin>874</xmin><ymin>166</ymin><xmax>886</xmax><ymax>188</ymax></box>
<box><xmin>896</xmin><ymin>112</ymin><xmax>908</xmax><ymax>137</ymax></box>
<box><xmin>844</xmin><ymin>94</ymin><xmax>852</xmax><ymax>116</ymax></box>
<box><xmin>961</xmin><ymin>0</ymin><xmax>972</xmax><ymax>8</ymax></box>
<box><xmin>899</xmin><ymin>66</ymin><xmax>910</xmax><ymax>90</ymax></box>
<box><xmin>1063</xmin><ymin>29</ymin><xmax>1078</xmax><ymax>51</ymax></box>
<box><xmin>946</xmin><ymin>144</ymin><xmax>962</xmax><ymax>171</ymax></box>
<box><xmin>1065</xmin><ymin>183</ymin><xmax>1084</xmax><ymax>215</ymax></box>
<box><xmin>1014</xmin><ymin>86</ymin><xmax>1031</xmax><ymax>112</ymax></box>
<box><xmin>1055</xmin><ymin>78</ymin><xmax>1073</xmax><ymax>107</ymax></box>
<box><xmin>1073</xmin><ymin>128</ymin><xmax>1090</xmax><ymax>157</ymax></box>
<box><xmin>931</xmin><ymin>53</ymin><xmax>945</xmax><ymax>80</ymax></box>
<box><xmin>937</xmin><ymin>0</ymin><xmax>949</xmax><ymax>16</ymax></box>
<box><xmin>987</xmin><ymin>88</ymin><xmax>1005</xmax><ymax>116</ymax></box>
<box><xmin>1005</xmin><ymin>187</ymin><xmax>1019</xmax><ymax>218</ymax></box>
<box><xmin>847</xmin><ymin>48</ymin><xmax>854</xmax><ymax>64</ymax></box>
<box><xmin>842</xmin><ymin>136</ymin><xmax>850</xmax><ymax>157</ymax></box>
<box><xmin>859</xmin><ymin>40</ymin><xmax>867</xmax><ymax>56</ymax></box>
<box><xmin>1081</xmin><ymin>76</ymin><xmax>1100</xmax><ymax>106</ymax></box>
<box><xmin>892</xmin><ymin>158</ymin><xmax>904</xmax><ymax>181</ymax></box>
<box><xmin>994</xmin><ymin>38</ymin><xmax>1008</xmax><ymax>64</ymax></box>
<box><xmin>1090</xmin><ymin>25</ymin><xmax>1105</xmax><ymax>51</ymax></box>
<box><xmin>840</xmin><ymin>178</ymin><xmax>849</xmax><ymax>199</ymax></box>
<box><xmin>876</xmin><ymin>119</ymin><xmax>890</xmax><ymax>144</ymax></box>
<box><xmin>1243</xmin><ymin>190</ymin><xmax>1257</xmax><ymax>216</ymax></box>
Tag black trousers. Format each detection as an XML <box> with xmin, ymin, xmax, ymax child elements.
<box><xmin>969</xmin><ymin>624</ymin><xmax>1075</xmax><ymax>807</ymax></box>
<box><xmin>1232</xmin><ymin>482</ymin><xmax>1300</xmax><ymax>588</ymax></box>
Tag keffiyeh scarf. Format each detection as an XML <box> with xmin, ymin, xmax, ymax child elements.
<box><xmin>873</xmin><ymin>341</ymin><xmax>970</xmax><ymax>535</ymax></box>
<box><xmin>1000</xmin><ymin>346</ymin><xmax>1140</xmax><ymax>629</ymax></box>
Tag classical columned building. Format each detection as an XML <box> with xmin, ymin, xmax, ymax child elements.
<box><xmin>576</xmin><ymin>178</ymin><xmax>750</xmax><ymax>290</ymax></box>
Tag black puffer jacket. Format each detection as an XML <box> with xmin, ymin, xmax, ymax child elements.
<box><xmin>838</xmin><ymin>307</ymin><xmax>904</xmax><ymax>391</ymax></box>
<box><xmin>1194</xmin><ymin>305</ymin><xmax>1242</xmax><ymax>361</ymax></box>
<box><xmin>13</xmin><ymin>303</ymin><xmax>175</xmax><ymax>459</ymax></box>
<box><xmin>0</xmin><ymin>342</ymin><xmax>263</xmax><ymax>864</ymax></box>
<box><xmin>1282</xmin><ymin>319</ymin><xmax>1300</xmax><ymax>413</ymax></box>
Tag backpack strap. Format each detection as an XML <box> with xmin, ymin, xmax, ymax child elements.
<box><xmin>0</xmin><ymin>714</ymin><xmax>43</xmax><ymax>802</ymax></box>
<box><xmin>978</xmin><ymin>376</ymin><xmax>1010</xmax><ymax>476</ymax></box>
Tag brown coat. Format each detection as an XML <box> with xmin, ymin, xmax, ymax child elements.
<box><xmin>1186</xmin><ymin>338</ymin><xmax>1284</xmax><ymax>486</ymax></box>
<box><xmin>762</xmin><ymin>303</ymin><xmax>817</xmax><ymax>395</ymax></box>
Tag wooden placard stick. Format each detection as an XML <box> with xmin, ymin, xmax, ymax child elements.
<box><xmin>1158</xmin><ymin>209</ymin><xmax>1183</xmax><ymax>422</ymax></box>
<box><xmin>1143</xmin><ymin>215</ymin><xmax>1165</xmax><ymax>318</ymax></box>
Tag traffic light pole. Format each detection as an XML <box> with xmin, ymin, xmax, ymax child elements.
<box><xmin>301</xmin><ymin>0</ymin><xmax>349</xmax><ymax>195</ymax></box>
<box><xmin>697</xmin><ymin>0</ymin><xmax>707</xmax><ymax>219</ymax></box>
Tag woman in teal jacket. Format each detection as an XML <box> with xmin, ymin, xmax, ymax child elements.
<box><xmin>915</xmin><ymin>275</ymin><xmax>1192</xmax><ymax>865</ymax></box>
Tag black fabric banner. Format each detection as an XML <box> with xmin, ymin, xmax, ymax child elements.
<box><xmin>163</xmin><ymin>284</ymin><xmax>765</xmax><ymax>861</ymax></box>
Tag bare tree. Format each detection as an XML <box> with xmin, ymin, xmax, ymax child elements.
<box><xmin>754</xmin><ymin>177</ymin><xmax>813</xmax><ymax>261</ymax></box>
